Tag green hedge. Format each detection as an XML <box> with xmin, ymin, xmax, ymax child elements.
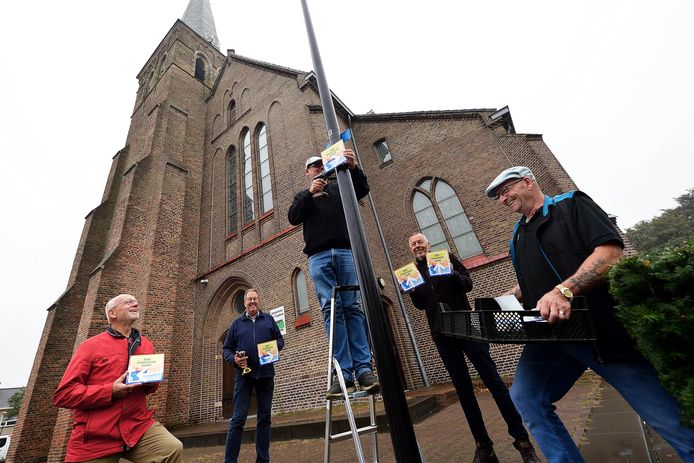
<box><xmin>609</xmin><ymin>240</ymin><xmax>694</xmax><ymax>427</ymax></box>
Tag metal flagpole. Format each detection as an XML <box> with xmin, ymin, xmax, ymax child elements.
<box><xmin>300</xmin><ymin>1</ymin><xmax>423</xmax><ymax>461</ymax></box>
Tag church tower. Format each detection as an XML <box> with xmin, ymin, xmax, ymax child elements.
<box><xmin>8</xmin><ymin>2</ymin><xmax>224</xmax><ymax>461</ymax></box>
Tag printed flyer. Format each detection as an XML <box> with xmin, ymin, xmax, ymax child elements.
<box><xmin>320</xmin><ymin>139</ymin><xmax>347</xmax><ymax>173</ymax></box>
<box><xmin>427</xmin><ymin>250</ymin><xmax>452</xmax><ymax>276</ymax></box>
<box><xmin>394</xmin><ymin>263</ymin><xmax>425</xmax><ymax>292</ymax></box>
<box><xmin>270</xmin><ymin>306</ymin><xmax>287</xmax><ymax>335</ymax></box>
<box><xmin>257</xmin><ymin>340</ymin><xmax>280</xmax><ymax>366</ymax></box>
<box><xmin>126</xmin><ymin>353</ymin><xmax>165</xmax><ymax>384</ymax></box>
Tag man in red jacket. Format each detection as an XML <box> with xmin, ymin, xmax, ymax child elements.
<box><xmin>54</xmin><ymin>294</ymin><xmax>182</xmax><ymax>462</ymax></box>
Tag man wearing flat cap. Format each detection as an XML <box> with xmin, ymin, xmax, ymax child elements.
<box><xmin>288</xmin><ymin>148</ymin><xmax>379</xmax><ymax>399</ymax></box>
<box><xmin>486</xmin><ymin>166</ymin><xmax>694</xmax><ymax>463</ymax></box>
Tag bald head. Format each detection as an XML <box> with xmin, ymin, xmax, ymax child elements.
<box><xmin>104</xmin><ymin>294</ymin><xmax>139</xmax><ymax>323</ymax></box>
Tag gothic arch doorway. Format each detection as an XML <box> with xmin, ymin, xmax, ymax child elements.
<box><xmin>200</xmin><ymin>277</ymin><xmax>257</xmax><ymax>422</ymax></box>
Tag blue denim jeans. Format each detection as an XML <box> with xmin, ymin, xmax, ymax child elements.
<box><xmin>308</xmin><ymin>248</ymin><xmax>372</xmax><ymax>382</ymax></box>
<box><xmin>435</xmin><ymin>337</ymin><xmax>528</xmax><ymax>445</ymax></box>
<box><xmin>510</xmin><ymin>343</ymin><xmax>694</xmax><ymax>463</ymax></box>
<box><xmin>224</xmin><ymin>375</ymin><xmax>274</xmax><ymax>463</ymax></box>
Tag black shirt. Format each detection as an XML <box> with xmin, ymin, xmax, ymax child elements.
<box><xmin>515</xmin><ymin>213</ymin><xmax>553</xmax><ymax>309</ymax></box>
<box><xmin>287</xmin><ymin>167</ymin><xmax>370</xmax><ymax>256</ymax></box>
<box><xmin>513</xmin><ymin>192</ymin><xmax>623</xmax><ymax>309</ymax></box>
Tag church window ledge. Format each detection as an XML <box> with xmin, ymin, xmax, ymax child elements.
<box><xmin>294</xmin><ymin>313</ymin><xmax>311</xmax><ymax>329</ymax></box>
<box><xmin>462</xmin><ymin>252</ymin><xmax>508</xmax><ymax>270</ymax></box>
<box><xmin>239</xmin><ymin>210</ymin><xmax>274</xmax><ymax>233</ymax></box>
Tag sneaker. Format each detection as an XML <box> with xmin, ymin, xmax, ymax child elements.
<box><xmin>357</xmin><ymin>371</ymin><xmax>380</xmax><ymax>393</ymax></box>
<box><xmin>513</xmin><ymin>440</ymin><xmax>540</xmax><ymax>463</ymax></box>
<box><xmin>325</xmin><ymin>379</ymin><xmax>356</xmax><ymax>400</ymax></box>
<box><xmin>472</xmin><ymin>442</ymin><xmax>499</xmax><ymax>463</ymax></box>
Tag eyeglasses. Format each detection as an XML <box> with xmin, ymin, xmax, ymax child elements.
<box><xmin>495</xmin><ymin>178</ymin><xmax>523</xmax><ymax>200</ymax></box>
<box><xmin>307</xmin><ymin>162</ymin><xmax>323</xmax><ymax>169</ymax></box>
<box><xmin>121</xmin><ymin>299</ymin><xmax>138</xmax><ymax>306</ymax></box>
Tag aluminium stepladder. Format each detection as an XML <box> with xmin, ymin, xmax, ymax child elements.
<box><xmin>324</xmin><ymin>285</ymin><xmax>379</xmax><ymax>463</ymax></box>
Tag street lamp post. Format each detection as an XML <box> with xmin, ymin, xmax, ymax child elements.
<box><xmin>300</xmin><ymin>1</ymin><xmax>423</xmax><ymax>461</ymax></box>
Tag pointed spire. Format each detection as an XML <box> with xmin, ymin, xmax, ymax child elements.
<box><xmin>182</xmin><ymin>0</ymin><xmax>220</xmax><ymax>49</ymax></box>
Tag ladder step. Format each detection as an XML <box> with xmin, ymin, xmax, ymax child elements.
<box><xmin>329</xmin><ymin>425</ymin><xmax>378</xmax><ymax>443</ymax></box>
<box><xmin>328</xmin><ymin>390</ymin><xmax>379</xmax><ymax>401</ymax></box>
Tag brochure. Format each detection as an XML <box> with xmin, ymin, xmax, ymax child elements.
<box><xmin>320</xmin><ymin>139</ymin><xmax>347</xmax><ymax>173</ymax></box>
<box><xmin>426</xmin><ymin>250</ymin><xmax>452</xmax><ymax>276</ymax></box>
<box><xmin>126</xmin><ymin>353</ymin><xmax>165</xmax><ymax>384</ymax></box>
<box><xmin>394</xmin><ymin>263</ymin><xmax>425</xmax><ymax>292</ymax></box>
<box><xmin>270</xmin><ymin>306</ymin><xmax>287</xmax><ymax>335</ymax></box>
<box><xmin>257</xmin><ymin>340</ymin><xmax>280</xmax><ymax>366</ymax></box>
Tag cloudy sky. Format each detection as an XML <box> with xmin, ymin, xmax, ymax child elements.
<box><xmin>1</xmin><ymin>0</ymin><xmax>692</xmax><ymax>388</ymax></box>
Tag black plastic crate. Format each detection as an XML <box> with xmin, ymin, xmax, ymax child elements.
<box><xmin>439</xmin><ymin>297</ymin><xmax>596</xmax><ymax>343</ymax></box>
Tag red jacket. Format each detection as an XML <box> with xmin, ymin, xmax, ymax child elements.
<box><xmin>54</xmin><ymin>328</ymin><xmax>158</xmax><ymax>462</ymax></box>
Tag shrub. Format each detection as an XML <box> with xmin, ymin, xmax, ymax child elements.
<box><xmin>609</xmin><ymin>240</ymin><xmax>694</xmax><ymax>427</ymax></box>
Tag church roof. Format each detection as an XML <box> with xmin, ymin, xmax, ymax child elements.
<box><xmin>182</xmin><ymin>0</ymin><xmax>219</xmax><ymax>49</ymax></box>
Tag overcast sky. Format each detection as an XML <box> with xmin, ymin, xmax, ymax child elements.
<box><xmin>1</xmin><ymin>0</ymin><xmax>692</xmax><ymax>388</ymax></box>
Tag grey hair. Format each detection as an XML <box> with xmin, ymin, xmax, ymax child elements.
<box><xmin>408</xmin><ymin>232</ymin><xmax>429</xmax><ymax>243</ymax></box>
<box><xmin>104</xmin><ymin>296</ymin><xmax>121</xmax><ymax>321</ymax></box>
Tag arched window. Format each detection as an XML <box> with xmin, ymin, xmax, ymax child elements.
<box><xmin>227</xmin><ymin>146</ymin><xmax>238</xmax><ymax>234</ymax></box>
<box><xmin>412</xmin><ymin>178</ymin><xmax>483</xmax><ymax>259</ymax></box>
<box><xmin>241</xmin><ymin>129</ymin><xmax>255</xmax><ymax>222</ymax></box>
<box><xmin>293</xmin><ymin>269</ymin><xmax>310</xmax><ymax>314</ymax></box>
<box><xmin>257</xmin><ymin>124</ymin><xmax>273</xmax><ymax>213</ymax></box>
<box><xmin>228</xmin><ymin>100</ymin><xmax>236</xmax><ymax>126</ymax></box>
<box><xmin>233</xmin><ymin>291</ymin><xmax>246</xmax><ymax>314</ymax></box>
<box><xmin>195</xmin><ymin>57</ymin><xmax>206</xmax><ymax>81</ymax></box>
<box><xmin>240</xmin><ymin>88</ymin><xmax>250</xmax><ymax>113</ymax></box>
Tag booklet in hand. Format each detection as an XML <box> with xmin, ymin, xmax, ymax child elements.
<box><xmin>394</xmin><ymin>263</ymin><xmax>425</xmax><ymax>292</ymax></box>
<box><xmin>320</xmin><ymin>139</ymin><xmax>347</xmax><ymax>173</ymax></box>
<box><xmin>257</xmin><ymin>340</ymin><xmax>280</xmax><ymax>366</ymax></box>
<box><xmin>426</xmin><ymin>250</ymin><xmax>452</xmax><ymax>276</ymax></box>
<box><xmin>126</xmin><ymin>353</ymin><xmax>165</xmax><ymax>384</ymax></box>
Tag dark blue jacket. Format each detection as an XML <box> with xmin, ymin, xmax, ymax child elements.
<box><xmin>223</xmin><ymin>310</ymin><xmax>284</xmax><ymax>379</ymax></box>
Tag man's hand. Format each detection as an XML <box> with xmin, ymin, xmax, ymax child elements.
<box><xmin>344</xmin><ymin>149</ymin><xmax>357</xmax><ymax>169</ymax></box>
<box><xmin>309</xmin><ymin>178</ymin><xmax>327</xmax><ymax>194</ymax></box>
<box><xmin>235</xmin><ymin>353</ymin><xmax>248</xmax><ymax>369</ymax></box>
<box><xmin>536</xmin><ymin>288</ymin><xmax>571</xmax><ymax>323</ymax></box>
<box><xmin>112</xmin><ymin>372</ymin><xmax>141</xmax><ymax>399</ymax></box>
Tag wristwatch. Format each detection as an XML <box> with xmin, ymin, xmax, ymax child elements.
<box><xmin>555</xmin><ymin>284</ymin><xmax>574</xmax><ymax>300</ymax></box>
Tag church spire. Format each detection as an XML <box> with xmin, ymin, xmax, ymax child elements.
<box><xmin>182</xmin><ymin>0</ymin><xmax>220</xmax><ymax>49</ymax></box>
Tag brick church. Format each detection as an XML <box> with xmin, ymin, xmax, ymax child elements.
<box><xmin>9</xmin><ymin>1</ymin><xmax>581</xmax><ymax>461</ymax></box>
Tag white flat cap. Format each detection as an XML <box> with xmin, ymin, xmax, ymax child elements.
<box><xmin>485</xmin><ymin>166</ymin><xmax>535</xmax><ymax>198</ymax></box>
<box><xmin>305</xmin><ymin>156</ymin><xmax>322</xmax><ymax>169</ymax></box>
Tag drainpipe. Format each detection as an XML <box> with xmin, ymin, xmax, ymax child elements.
<box><xmin>348</xmin><ymin>114</ymin><xmax>430</xmax><ymax>387</ymax></box>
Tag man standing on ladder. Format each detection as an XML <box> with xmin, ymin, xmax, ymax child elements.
<box><xmin>289</xmin><ymin>148</ymin><xmax>379</xmax><ymax>399</ymax></box>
